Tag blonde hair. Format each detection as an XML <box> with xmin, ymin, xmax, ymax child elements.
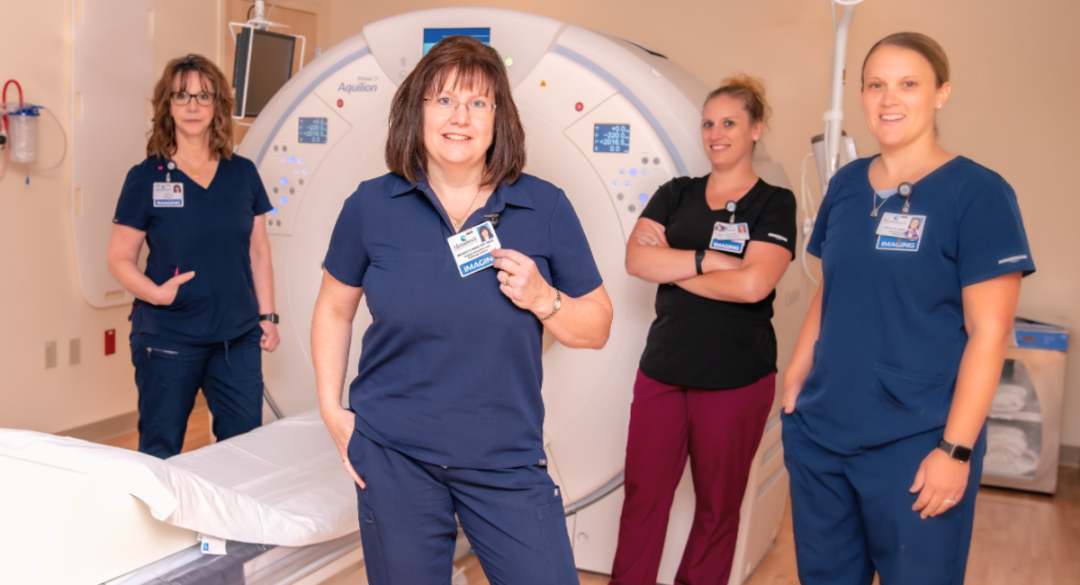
<box><xmin>704</xmin><ymin>74</ymin><xmax>771</xmax><ymax>130</ymax></box>
<box><xmin>147</xmin><ymin>54</ymin><xmax>235</xmax><ymax>161</ymax></box>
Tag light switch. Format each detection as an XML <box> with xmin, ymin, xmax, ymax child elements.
<box><xmin>45</xmin><ymin>341</ymin><xmax>57</xmax><ymax>369</ymax></box>
<box><xmin>70</xmin><ymin>338</ymin><xmax>81</xmax><ymax>365</ymax></box>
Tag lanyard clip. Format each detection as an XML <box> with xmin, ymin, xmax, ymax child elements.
<box><xmin>483</xmin><ymin>213</ymin><xmax>500</xmax><ymax>228</ymax></box>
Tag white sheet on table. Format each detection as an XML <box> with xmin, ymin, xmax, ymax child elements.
<box><xmin>0</xmin><ymin>409</ymin><xmax>359</xmax><ymax>546</ymax></box>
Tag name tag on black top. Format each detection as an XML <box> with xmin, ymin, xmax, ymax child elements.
<box><xmin>710</xmin><ymin>221</ymin><xmax>749</xmax><ymax>254</ymax></box>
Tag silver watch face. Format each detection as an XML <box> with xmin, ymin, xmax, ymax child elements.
<box><xmin>553</xmin><ymin>296</ymin><xmax>562</xmax><ymax>310</ymax></box>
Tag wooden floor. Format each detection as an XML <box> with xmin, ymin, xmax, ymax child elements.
<box><xmin>100</xmin><ymin>406</ymin><xmax>213</xmax><ymax>453</ymax></box>
<box><xmin>104</xmin><ymin>418</ymin><xmax>1080</xmax><ymax>584</ymax></box>
<box><xmin>453</xmin><ymin>468</ymin><xmax>1080</xmax><ymax>585</ymax></box>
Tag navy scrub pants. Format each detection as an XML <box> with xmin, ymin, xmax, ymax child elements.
<box><xmin>347</xmin><ymin>430</ymin><xmax>578</xmax><ymax>585</ymax></box>
<box><xmin>131</xmin><ymin>326</ymin><xmax>264</xmax><ymax>458</ymax></box>
<box><xmin>782</xmin><ymin>416</ymin><xmax>987</xmax><ymax>585</ymax></box>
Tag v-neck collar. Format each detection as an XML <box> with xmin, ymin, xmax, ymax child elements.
<box><xmin>864</xmin><ymin>154</ymin><xmax>962</xmax><ymax>193</ymax></box>
<box><xmin>702</xmin><ymin>176</ymin><xmax>765</xmax><ymax>213</ymax></box>
<box><xmin>176</xmin><ymin>156</ymin><xmax>224</xmax><ymax>191</ymax></box>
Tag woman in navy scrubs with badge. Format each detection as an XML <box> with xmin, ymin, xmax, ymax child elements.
<box><xmin>311</xmin><ymin>36</ymin><xmax>612</xmax><ymax>584</ymax></box>
<box><xmin>612</xmin><ymin>75</ymin><xmax>797</xmax><ymax>585</ymax></box>
<box><xmin>107</xmin><ymin>55</ymin><xmax>279</xmax><ymax>459</ymax></box>
<box><xmin>782</xmin><ymin>33</ymin><xmax>1034</xmax><ymax>584</ymax></box>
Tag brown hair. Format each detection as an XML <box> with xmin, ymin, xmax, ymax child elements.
<box><xmin>147</xmin><ymin>54</ymin><xmax>235</xmax><ymax>161</ymax></box>
<box><xmin>385</xmin><ymin>36</ymin><xmax>526</xmax><ymax>185</ymax></box>
<box><xmin>861</xmin><ymin>32</ymin><xmax>950</xmax><ymax>88</ymax></box>
<box><xmin>704</xmin><ymin>73</ymin><xmax>771</xmax><ymax>130</ymax></box>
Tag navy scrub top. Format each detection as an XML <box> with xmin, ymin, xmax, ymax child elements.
<box><xmin>113</xmin><ymin>155</ymin><xmax>273</xmax><ymax>344</ymax></box>
<box><xmin>792</xmin><ymin>156</ymin><xmax>1035</xmax><ymax>455</ymax></box>
<box><xmin>324</xmin><ymin>173</ymin><xmax>604</xmax><ymax>470</ymax></box>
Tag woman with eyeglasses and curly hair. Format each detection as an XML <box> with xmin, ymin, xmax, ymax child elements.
<box><xmin>107</xmin><ymin>54</ymin><xmax>279</xmax><ymax>459</ymax></box>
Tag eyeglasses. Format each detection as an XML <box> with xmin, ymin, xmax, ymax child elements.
<box><xmin>170</xmin><ymin>90</ymin><xmax>216</xmax><ymax>106</ymax></box>
<box><xmin>424</xmin><ymin>96</ymin><xmax>496</xmax><ymax>119</ymax></box>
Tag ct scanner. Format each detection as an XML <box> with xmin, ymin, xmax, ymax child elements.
<box><xmin>0</xmin><ymin>8</ymin><xmax>809</xmax><ymax>585</ymax></box>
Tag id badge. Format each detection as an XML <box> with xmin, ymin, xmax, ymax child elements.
<box><xmin>709</xmin><ymin>221</ymin><xmax>749</xmax><ymax>254</ymax></box>
<box><xmin>153</xmin><ymin>183</ymin><xmax>184</xmax><ymax>208</ymax></box>
<box><xmin>875</xmin><ymin>213</ymin><xmax>926</xmax><ymax>252</ymax></box>
<box><xmin>448</xmin><ymin>221</ymin><xmax>502</xmax><ymax>277</ymax></box>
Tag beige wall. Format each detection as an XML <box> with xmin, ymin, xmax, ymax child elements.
<box><xmin>0</xmin><ymin>0</ymin><xmax>220</xmax><ymax>433</ymax></box>
<box><xmin>0</xmin><ymin>0</ymin><xmax>330</xmax><ymax>434</ymax></box>
<box><xmin>0</xmin><ymin>0</ymin><xmax>125</xmax><ymax>433</ymax></box>
<box><xmin>330</xmin><ymin>0</ymin><xmax>1080</xmax><ymax>444</ymax></box>
<box><xmin>4</xmin><ymin>0</ymin><xmax>1078</xmax><ymax>447</ymax></box>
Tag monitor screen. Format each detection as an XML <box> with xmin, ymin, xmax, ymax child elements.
<box><xmin>423</xmin><ymin>28</ymin><xmax>491</xmax><ymax>55</ymax></box>
<box><xmin>298</xmin><ymin>118</ymin><xmax>328</xmax><ymax>144</ymax></box>
<box><xmin>593</xmin><ymin>124</ymin><xmax>631</xmax><ymax>153</ymax></box>
<box><xmin>233</xmin><ymin>28</ymin><xmax>296</xmax><ymax>118</ymax></box>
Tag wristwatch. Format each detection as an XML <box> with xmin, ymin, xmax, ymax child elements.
<box><xmin>259</xmin><ymin>313</ymin><xmax>280</xmax><ymax>324</ymax></box>
<box><xmin>695</xmin><ymin>250</ymin><xmax>705</xmax><ymax>275</ymax></box>
<box><xmin>937</xmin><ymin>439</ymin><xmax>973</xmax><ymax>463</ymax></box>
<box><xmin>539</xmin><ymin>290</ymin><xmax>562</xmax><ymax>321</ymax></box>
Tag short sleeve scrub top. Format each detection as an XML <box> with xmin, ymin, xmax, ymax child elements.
<box><xmin>323</xmin><ymin>172</ymin><xmax>604</xmax><ymax>470</ymax></box>
<box><xmin>795</xmin><ymin>156</ymin><xmax>1035</xmax><ymax>452</ymax></box>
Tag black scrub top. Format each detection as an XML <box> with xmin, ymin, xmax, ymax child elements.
<box><xmin>113</xmin><ymin>155</ymin><xmax>273</xmax><ymax>345</ymax></box>
<box><xmin>638</xmin><ymin>176</ymin><xmax>797</xmax><ymax>389</ymax></box>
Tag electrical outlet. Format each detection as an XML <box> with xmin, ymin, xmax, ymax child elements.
<box><xmin>45</xmin><ymin>341</ymin><xmax>57</xmax><ymax>369</ymax></box>
<box><xmin>70</xmin><ymin>338</ymin><xmax>81</xmax><ymax>365</ymax></box>
<box><xmin>105</xmin><ymin>329</ymin><xmax>116</xmax><ymax>355</ymax></box>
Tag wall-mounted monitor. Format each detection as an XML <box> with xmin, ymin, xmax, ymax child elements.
<box><xmin>233</xmin><ymin>28</ymin><xmax>297</xmax><ymax>118</ymax></box>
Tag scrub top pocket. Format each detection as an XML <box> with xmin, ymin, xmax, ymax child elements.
<box><xmin>863</xmin><ymin>363</ymin><xmax>954</xmax><ymax>446</ymax></box>
<box><xmin>164</xmin><ymin>262</ymin><xmax>216</xmax><ymax>339</ymax></box>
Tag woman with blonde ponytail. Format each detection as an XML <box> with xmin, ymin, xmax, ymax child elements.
<box><xmin>611</xmin><ymin>74</ymin><xmax>797</xmax><ymax>585</ymax></box>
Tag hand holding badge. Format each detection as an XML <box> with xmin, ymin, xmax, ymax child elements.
<box><xmin>447</xmin><ymin>221</ymin><xmax>502</xmax><ymax>277</ymax></box>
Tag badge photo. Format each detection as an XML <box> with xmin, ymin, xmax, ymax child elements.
<box><xmin>875</xmin><ymin>213</ymin><xmax>926</xmax><ymax>252</ymax></box>
<box><xmin>448</xmin><ymin>221</ymin><xmax>502</xmax><ymax>277</ymax></box>
<box><xmin>153</xmin><ymin>182</ymin><xmax>184</xmax><ymax>208</ymax></box>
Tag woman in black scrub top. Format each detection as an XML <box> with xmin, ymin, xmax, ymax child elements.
<box><xmin>107</xmin><ymin>55</ymin><xmax>280</xmax><ymax>459</ymax></box>
<box><xmin>610</xmin><ymin>75</ymin><xmax>797</xmax><ymax>585</ymax></box>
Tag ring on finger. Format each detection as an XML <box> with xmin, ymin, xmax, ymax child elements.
<box><xmin>943</xmin><ymin>499</ymin><xmax>957</xmax><ymax>505</ymax></box>
<box><xmin>503</xmin><ymin>274</ymin><xmax>511</xmax><ymax>287</ymax></box>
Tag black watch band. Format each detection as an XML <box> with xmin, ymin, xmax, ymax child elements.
<box><xmin>937</xmin><ymin>439</ymin><xmax>972</xmax><ymax>463</ymax></box>
<box><xmin>259</xmin><ymin>313</ymin><xmax>280</xmax><ymax>324</ymax></box>
<box><xmin>695</xmin><ymin>250</ymin><xmax>705</xmax><ymax>275</ymax></box>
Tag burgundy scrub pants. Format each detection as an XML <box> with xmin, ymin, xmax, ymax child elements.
<box><xmin>610</xmin><ymin>369</ymin><xmax>775</xmax><ymax>585</ymax></box>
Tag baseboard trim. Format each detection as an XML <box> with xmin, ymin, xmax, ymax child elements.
<box><xmin>58</xmin><ymin>393</ymin><xmax>208</xmax><ymax>443</ymax></box>
<box><xmin>1060</xmin><ymin>445</ymin><xmax>1080</xmax><ymax>469</ymax></box>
